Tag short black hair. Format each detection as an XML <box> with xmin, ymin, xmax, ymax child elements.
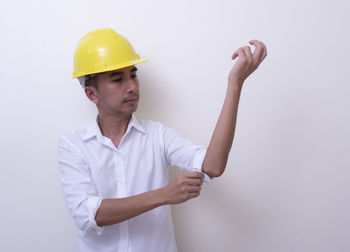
<box><xmin>85</xmin><ymin>74</ymin><xmax>99</xmax><ymax>90</ymax></box>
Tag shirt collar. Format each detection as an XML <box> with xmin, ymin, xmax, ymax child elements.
<box><xmin>82</xmin><ymin>113</ymin><xmax>146</xmax><ymax>141</ymax></box>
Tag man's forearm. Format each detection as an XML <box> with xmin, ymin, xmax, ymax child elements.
<box><xmin>95</xmin><ymin>187</ymin><xmax>166</xmax><ymax>227</ymax></box>
<box><xmin>95</xmin><ymin>170</ymin><xmax>204</xmax><ymax>227</ymax></box>
<box><xmin>202</xmin><ymin>80</ymin><xmax>243</xmax><ymax>177</ymax></box>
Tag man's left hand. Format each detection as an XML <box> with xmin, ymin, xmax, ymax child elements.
<box><xmin>228</xmin><ymin>40</ymin><xmax>267</xmax><ymax>86</ymax></box>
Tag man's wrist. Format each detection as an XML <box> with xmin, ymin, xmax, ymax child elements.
<box><xmin>227</xmin><ymin>79</ymin><xmax>243</xmax><ymax>92</ymax></box>
<box><xmin>155</xmin><ymin>187</ymin><xmax>169</xmax><ymax>205</ymax></box>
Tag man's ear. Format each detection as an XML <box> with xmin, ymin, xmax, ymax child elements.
<box><xmin>84</xmin><ymin>87</ymin><xmax>99</xmax><ymax>105</ymax></box>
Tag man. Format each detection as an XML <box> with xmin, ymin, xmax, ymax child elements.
<box><xmin>57</xmin><ymin>28</ymin><xmax>267</xmax><ymax>252</ymax></box>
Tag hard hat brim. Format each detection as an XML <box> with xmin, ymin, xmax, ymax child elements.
<box><xmin>72</xmin><ymin>58</ymin><xmax>149</xmax><ymax>79</ymax></box>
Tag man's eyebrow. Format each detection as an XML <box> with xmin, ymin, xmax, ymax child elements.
<box><xmin>109</xmin><ymin>67</ymin><xmax>138</xmax><ymax>78</ymax></box>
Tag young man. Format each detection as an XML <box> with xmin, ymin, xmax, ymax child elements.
<box><xmin>57</xmin><ymin>28</ymin><xmax>267</xmax><ymax>252</ymax></box>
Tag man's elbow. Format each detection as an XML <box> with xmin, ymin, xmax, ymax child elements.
<box><xmin>202</xmin><ymin>156</ymin><xmax>228</xmax><ymax>178</ymax></box>
<box><xmin>212</xmin><ymin>168</ymin><xmax>225</xmax><ymax>178</ymax></box>
<box><xmin>204</xmin><ymin>165</ymin><xmax>225</xmax><ymax>178</ymax></box>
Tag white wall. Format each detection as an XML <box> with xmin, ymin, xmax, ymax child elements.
<box><xmin>1</xmin><ymin>0</ymin><xmax>349</xmax><ymax>251</ymax></box>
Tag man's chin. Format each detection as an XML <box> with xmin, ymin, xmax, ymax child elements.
<box><xmin>130</xmin><ymin>104</ymin><xmax>138</xmax><ymax>113</ymax></box>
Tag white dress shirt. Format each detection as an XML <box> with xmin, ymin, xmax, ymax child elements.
<box><xmin>57</xmin><ymin>113</ymin><xmax>213</xmax><ymax>252</ymax></box>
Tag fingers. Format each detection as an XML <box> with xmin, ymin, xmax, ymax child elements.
<box><xmin>232</xmin><ymin>46</ymin><xmax>248</xmax><ymax>60</ymax></box>
<box><xmin>232</xmin><ymin>40</ymin><xmax>267</xmax><ymax>66</ymax></box>
<box><xmin>186</xmin><ymin>171</ymin><xmax>204</xmax><ymax>179</ymax></box>
<box><xmin>250</xmin><ymin>39</ymin><xmax>267</xmax><ymax>55</ymax></box>
<box><xmin>179</xmin><ymin>172</ymin><xmax>203</xmax><ymax>191</ymax></box>
<box><xmin>183</xmin><ymin>173</ymin><xmax>203</xmax><ymax>185</ymax></box>
<box><xmin>237</xmin><ymin>47</ymin><xmax>245</xmax><ymax>60</ymax></box>
<box><xmin>188</xmin><ymin>191</ymin><xmax>200</xmax><ymax>199</ymax></box>
<box><xmin>249</xmin><ymin>39</ymin><xmax>267</xmax><ymax>64</ymax></box>
<box><xmin>169</xmin><ymin>171</ymin><xmax>204</xmax><ymax>204</ymax></box>
<box><xmin>187</xmin><ymin>184</ymin><xmax>201</xmax><ymax>193</ymax></box>
<box><xmin>232</xmin><ymin>51</ymin><xmax>238</xmax><ymax>60</ymax></box>
<box><xmin>243</xmin><ymin>46</ymin><xmax>253</xmax><ymax>63</ymax></box>
<box><xmin>187</xmin><ymin>178</ymin><xmax>203</xmax><ymax>186</ymax></box>
<box><xmin>178</xmin><ymin>172</ymin><xmax>204</xmax><ymax>191</ymax></box>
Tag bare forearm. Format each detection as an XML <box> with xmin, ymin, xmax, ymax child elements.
<box><xmin>95</xmin><ymin>187</ymin><xmax>166</xmax><ymax>227</ymax></box>
<box><xmin>95</xmin><ymin>170</ymin><xmax>205</xmax><ymax>227</ymax></box>
<box><xmin>200</xmin><ymin>40</ymin><xmax>267</xmax><ymax>177</ymax></box>
<box><xmin>202</xmin><ymin>81</ymin><xmax>243</xmax><ymax>177</ymax></box>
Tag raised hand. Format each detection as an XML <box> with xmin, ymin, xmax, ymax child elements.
<box><xmin>228</xmin><ymin>40</ymin><xmax>267</xmax><ymax>86</ymax></box>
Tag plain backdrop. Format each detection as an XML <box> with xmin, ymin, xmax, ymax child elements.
<box><xmin>1</xmin><ymin>0</ymin><xmax>349</xmax><ymax>251</ymax></box>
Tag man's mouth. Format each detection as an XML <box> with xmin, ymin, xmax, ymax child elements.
<box><xmin>124</xmin><ymin>97</ymin><xmax>138</xmax><ymax>104</ymax></box>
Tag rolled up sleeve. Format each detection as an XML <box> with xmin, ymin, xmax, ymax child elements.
<box><xmin>162</xmin><ymin>125</ymin><xmax>214</xmax><ymax>183</ymax></box>
<box><xmin>57</xmin><ymin>136</ymin><xmax>104</xmax><ymax>235</ymax></box>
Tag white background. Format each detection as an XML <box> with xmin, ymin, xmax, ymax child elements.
<box><xmin>1</xmin><ymin>0</ymin><xmax>349</xmax><ymax>251</ymax></box>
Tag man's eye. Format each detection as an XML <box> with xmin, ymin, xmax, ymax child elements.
<box><xmin>113</xmin><ymin>78</ymin><xmax>122</xmax><ymax>82</ymax></box>
<box><xmin>131</xmin><ymin>74</ymin><xmax>137</xmax><ymax>79</ymax></box>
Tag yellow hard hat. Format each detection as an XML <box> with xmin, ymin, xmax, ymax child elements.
<box><xmin>72</xmin><ymin>28</ymin><xmax>149</xmax><ymax>79</ymax></box>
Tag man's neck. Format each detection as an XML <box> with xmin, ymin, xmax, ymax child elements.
<box><xmin>97</xmin><ymin>113</ymin><xmax>132</xmax><ymax>140</ymax></box>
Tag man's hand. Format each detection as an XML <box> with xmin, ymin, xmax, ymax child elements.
<box><xmin>228</xmin><ymin>40</ymin><xmax>267</xmax><ymax>86</ymax></box>
<box><xmin>161</xmin><ymin>171</ymin><xmax>204</xmax><ymax>204</ymax></box>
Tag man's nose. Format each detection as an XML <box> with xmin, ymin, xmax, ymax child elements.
<box><xmin>126</xmin><ymin>78</ymin><xmax>138</xmax><ymax>92</ymax></box>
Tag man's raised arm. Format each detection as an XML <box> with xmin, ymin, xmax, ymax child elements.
<box><xmin>202</xmin><ymin>40</ymin><xmax>268</xmax><ymax>178</ymax></box>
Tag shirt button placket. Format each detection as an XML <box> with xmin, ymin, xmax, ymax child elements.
<box><xmin>115</xmin><ymin>150</ymin><xmax>127</xmax><ymax>198</ymax></box>
<box><xmin>115</xmin><ymin>150</ymin><xmax>129</xmax><ymax>251</ymax></box>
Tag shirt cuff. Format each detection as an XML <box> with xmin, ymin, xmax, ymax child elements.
<box><xmin>192</xmin><ymin>147</ymin><xmax>214</xmax><ymax>183</ymax></box>
<box><xmin>86</xmin><ymin>196</ymin><xmax>104</xmax><ymax>235</ymax></box>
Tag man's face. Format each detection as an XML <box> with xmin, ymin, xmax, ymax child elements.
<box><xmin>85</xmin><ymin>65</ymin><xmax>140</xmax><ymax>117</ymax></box>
